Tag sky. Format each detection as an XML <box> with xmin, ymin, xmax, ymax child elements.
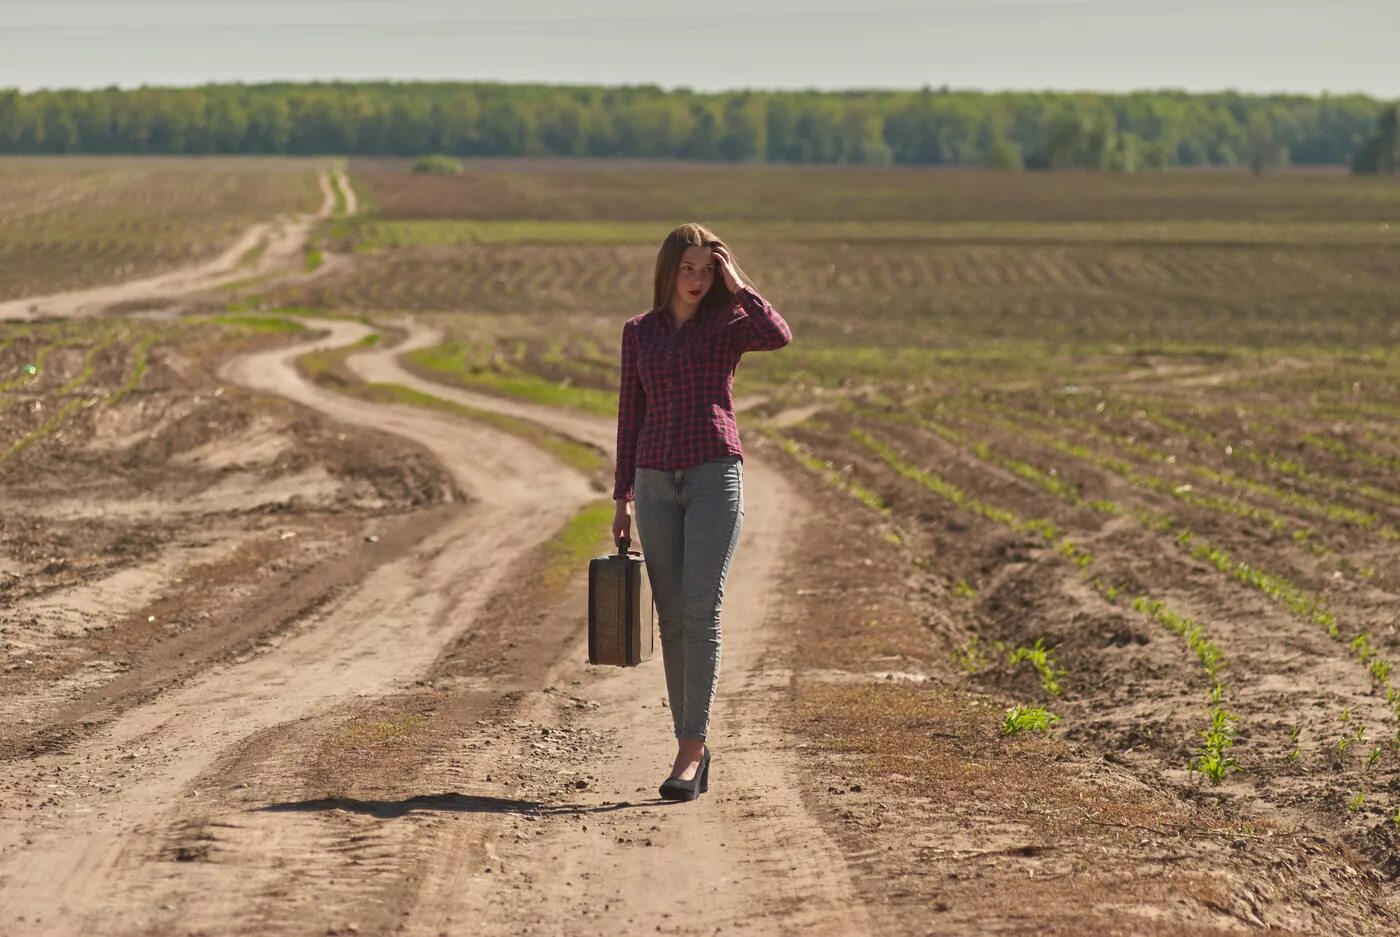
<box><xmin>4</xmin><ymin>0</ymin><xmax>1398</xmax><ymax>98</ymax></box>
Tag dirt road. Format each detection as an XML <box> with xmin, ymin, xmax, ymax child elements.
<box><xmin>1</xmin><ymin>306</ymin><xmax>869</xmax><ymax>930</ymax></box>
<box><xmin>344</xmin><ymin>321</ymin><xmax>872</xmax><ymax>934</ymax></box>
<box><xmin>0</xmin><ymin>170</ymin><xmax>342</xmax><ymax>323</ymax></box>
<box><xmin>334</xmin><ymin>167</ymin><xmax>359</xmax><ymax>217</ymax></box>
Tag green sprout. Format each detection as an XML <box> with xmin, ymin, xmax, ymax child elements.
<box><xmin>1007</xmin><ymin>637</ymin><xmax>1066</xmax><ymax>697</ymax></box>
<box><xmin>1002</xmin><ymin>704</ymin><xmax>1060</xmax><ymax>736</ymax></box>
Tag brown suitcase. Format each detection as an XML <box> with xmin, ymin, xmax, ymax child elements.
<box><xmin>588</xmin><ymin>535</ymin><xmax>656</xmax><ymax>666</ymax></box>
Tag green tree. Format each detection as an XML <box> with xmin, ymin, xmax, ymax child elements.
<box><xmin>0</xmin><ymin>81</ymin><xmax>1388</xmax><ymax>170</ymax></box>
<box><xmin>839</xmin><ymin>102</ymin><xmax>892</xmax><ymax>166</ymax></box>
<box><xmin>720</xmin><ymin>94</ymin><xmax>767</xmax><ymax>161</ymax></box>
<box><xmin>538</xmin><ymin>96</ymin><xmax>588</xmax><ymax>156</ymax></box>
<box><xmin>1351</xmin><ymin>106</ymin><xmax>1399</xmax><ymax>174</ymax></box>
<box><xmin>983</xmin><ymin>131</ymin><xmax>1023</xmax><ymax>170</ymax></box>
<box><xmin>1246</xmin><ymin>111</ymin><xmax>1289</xmax><ymax>174</ymax></box>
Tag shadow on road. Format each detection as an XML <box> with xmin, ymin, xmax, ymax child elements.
<box><xmin>257</xmin><ymin>792</ymin><xmax>666</xmax><ymax>818</ymax></box>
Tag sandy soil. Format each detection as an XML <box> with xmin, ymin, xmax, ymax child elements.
<box><xmin>0</xmin><ymin>308</ymin><xmax>873</xmax><ymax>935</ymax></box>
<box><xmin>335</xmin><ymin>168</ymin><xmax>359</xmax><ymax>217</ymax></box>
<box><xmin>341</xmin><ymin>322</ymin><xmax>871</xmax><ymax>934</ymax></box>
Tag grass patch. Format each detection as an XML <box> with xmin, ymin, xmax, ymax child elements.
<box><xmin>270</xmin><ymin>305</ymin><xmax>376</xmax><ymax>325</ymax></box>
<box><xmin>343</xmin><ymin>712</ymin><xmax>430</xmax><ymax>748</ymax></box>
<box><xmin>296</xmin><ymin>335</ymin><xmax>604</xmax><ymax>474</ymax></box>
<box><xmin>404</xmin><ymin>341</ymin><xmax>616</xmax><ymax>416</ymax></box>
<box><xmin>297</xmin><ymin>333</ymin><xmax>381</xmax><ymax>384</ymax></box>
<box><xmin>236</xmin><ymin>237</ymin><xmax>270</xmax><ymax>267</ymax></box>
<box><xmin>331</xmin><ymin>169</ymin><xmax>349</xmax><ymax>216</ymax></box>
<box><xmin>542</xmin><ymin>499</ymin><xmax>618</xmax><ymax>591</ymax></box>
<box><xmin>204</xmin><ymin>314</ymin><xmax>309</xmax><ymax>335</ymax></box>
<box><xmin>225</xmin><ymin>293</ymin><xmax>266</xmax><ymax>313</ymax></box>
<box><xmin>358</xmin><ymin>382</ymin><xmax>603</xmax><ymax>474</ymax></box>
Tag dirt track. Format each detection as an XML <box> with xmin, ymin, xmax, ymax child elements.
<box><xmin>0</xmin><ymin>169</ymin><xmax>340</xmax><ymax>323</ymax></box>
<box><xmin>0</xmin><ymin>258</ymin><xmax>869</xmax><ymax>930</ymax></box>
<box><xmin>342</xmin><ymin>321</ymin><xmax>870</xmax><ymax>933</ymax></box>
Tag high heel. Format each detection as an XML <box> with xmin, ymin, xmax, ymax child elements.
<box><xmin>659</xmin><ymin>746</ymin><xmax>710</xmax><ymax>802</ymax></box>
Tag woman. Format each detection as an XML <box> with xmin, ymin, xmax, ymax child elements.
<box><xmin>611</xmin><ymin>222</ymin><xmax>793</xmax><ymax>802</ymax></box>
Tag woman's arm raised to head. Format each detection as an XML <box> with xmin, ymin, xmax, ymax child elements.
<box><xmin>728</xmin><ymin>285</ymin><xmax>793</xmax><ymax>354</ymax></box>
<box><xmin>613</xmin><ymin>319</ymin><xmax>646</xmax><ymax>502</ymax></box>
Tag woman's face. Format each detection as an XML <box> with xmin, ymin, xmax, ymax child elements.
<box><xmin>673</xmin><ymin>245</ymin><xmax>716</xmax><ymax>308</ymax></box>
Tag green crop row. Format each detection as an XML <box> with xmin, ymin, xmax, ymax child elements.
<box><xmin>898</xmin><ymin>409</ymin><xmax>1400</xmax><ymax>748</ymax></box>
<box><xmin>852</xmin><ymin>427</ymin><xmax>1062</xmax><ymax>543</ymax></box>
<box><xmin>1</xmin><ymin>328</ymin><xmax>167</xmax><ymax>465</ymax></box>
<box><xmin>0</xmin><ymin>323</ymin><xmax>34</xmax><ymax>359</ymax></box>
<box><xmin>1174</xmin><ymin>531</ymin><xmax>1334</xmax><ymax>632</ymax></box>
<box><xmin>954</xmin><ymin>635</ymin><xmax>1066</xmax><ymax>699</ymax></box>
<box><xmin>404</xmin><ymin>341</ymin><xmax>617</xmax><ymax>417</ymax></box>
<box><xmin>899</xmin><ymin>411</ymin><xmax>1345</xmax><ymax>624</ymax></box>
<box><xmin>1113</xmin><ymin>395</ymin><xmax>1400</xmax><ymax>516</ymax></box>
<box><xmin>55</xmin><ymin>326</ymin><xmax>122</xmax><ymax>396</ymax></box>
<box><xmin>294</xmin><ymin>330</ymin><xmax>605</xmax><ymax>475</ymax></box>
<box><xmin>840</xmin><ymin>425</ymin><xmax>1235</xmax><ymax>781</ymax></box>
<box><xmin>960</xmin><ymin>399</ymin><xmax>1377</xmax><ymax>548</ymax></box>
<box><xmin>1301</xmin><ymin>432</ymin><xmax>1400</xmax><ymax>475</ymax></box>
<box><xmin>0</xmin><ymin>331</ymin><xmax>90</xmax><ymax>396</ymax></box>
<box><xmin>349</xmin><ymin>217</ymin><xmax>1393</xmax><ymax>249</ymax></box>
<box><xmin>757</xmin><ymin>427</ymin><xmax>892</xmax><ymax>517</ymax></box>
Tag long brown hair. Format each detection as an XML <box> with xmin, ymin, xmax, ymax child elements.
<box><xmin>651</xmin><ymin>223</ymin><xmax>754</xmax><ymax>316</ymax></box>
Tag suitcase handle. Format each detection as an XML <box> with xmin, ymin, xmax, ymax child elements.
<box><xmin>616</xmin><ymin>535</ymin><xmax>631</xmax><ymax>554</ymax></box>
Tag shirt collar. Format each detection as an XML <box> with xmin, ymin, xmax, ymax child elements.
<box><xmin>657</xmin><ymin>301</ymin><xmax>718</xmax><ymax>330</ymax></box>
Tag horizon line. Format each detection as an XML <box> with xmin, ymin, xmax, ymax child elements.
<box><xmin>8</xmin><ymin>77</ymin><xmax>1398</xmax><ymax>101</ymax></box>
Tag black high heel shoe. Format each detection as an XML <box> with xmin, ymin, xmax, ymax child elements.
<box><xmin>659</xmin><ymin>746</ymin><xmax>710</xmax><ymax>802</ymax></box>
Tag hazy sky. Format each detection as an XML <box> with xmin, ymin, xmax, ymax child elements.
<box><xmin>5</xmin><ymin>0</ymin><xmax>1398</xmax><ymax>98</ymax></box>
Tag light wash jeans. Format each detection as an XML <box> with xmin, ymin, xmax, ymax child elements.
<box><xmin>633</xmin><ymin>455</ymin><xmax>745</xmax><ymax>741</ymax></box>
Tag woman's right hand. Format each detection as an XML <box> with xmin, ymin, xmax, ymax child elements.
<box><xmin>612</xmin><ymin>499</ymin><xmax>632</xmax><ymax>546</ymax></box>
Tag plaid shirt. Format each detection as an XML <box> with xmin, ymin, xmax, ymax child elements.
<box><xmin>613</xmin><ymin>285</ymin><xmax>792</xmax><ymax>501</ymax></box>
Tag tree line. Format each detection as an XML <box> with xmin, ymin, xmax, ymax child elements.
<box><xmin>1</xmin><ymin>81</ymin><xmax>1395</xmax><ymax>171</ymax></box>
<box><xmin>1351</xmin><ymin>106</ymin><xmax>1399</xmax><ymax>174</ymax></box>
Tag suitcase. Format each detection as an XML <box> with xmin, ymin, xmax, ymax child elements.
<box><xmin>587</xmin><ymin>535</ymin><xmax>656</xmax><ymax>666</ymax></box>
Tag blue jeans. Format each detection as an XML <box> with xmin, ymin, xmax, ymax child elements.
<box><xmin>633</xmin><ymin>455</ymin><xmax>744</xmax><ymax>741</ymax></box>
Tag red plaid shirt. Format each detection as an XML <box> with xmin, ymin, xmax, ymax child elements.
<box><xmin>613</xmin><ymin>285</ymin><xmax>792</xmax><ymax>501</ymax></box>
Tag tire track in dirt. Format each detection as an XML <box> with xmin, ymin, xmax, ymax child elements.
<box><xmin>0</xmin><ymin>315</ymin><xmax>873</xmax><ymax>935</ymax></box>
<box><xmin>334</xmin><ymin>167</ymin><xmax>359</xmax><ymax>217</ymax></box>
<box><xmin>0</xmin><ymin>320</ymin><xmax>597</xmax><ymax>934</ymax></box>
<box><xmin>2</xmin><ymin>149</ymin><xmax>870</xmax><ymax>930</ymax></box>
<box><xmin>342</xmin><ymin>319</ymin><xmax>874</xmax><ymax>935</ymax></box>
